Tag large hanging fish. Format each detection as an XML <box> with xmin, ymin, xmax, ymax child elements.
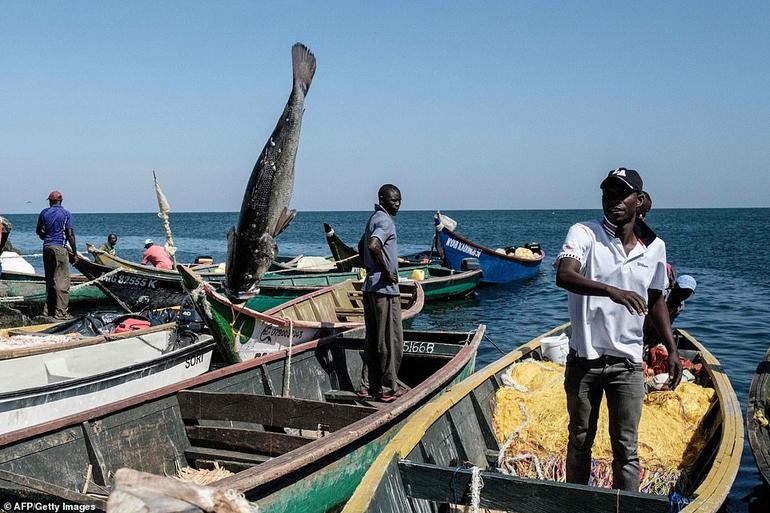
<box><xmin>225</xmin><ymin>43</ymin><xmax>316</xmax><ymax>302</ymax></box>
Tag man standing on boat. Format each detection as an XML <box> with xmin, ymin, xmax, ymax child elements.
<box><xmin>555</xmin><ymin>168</ymin><xmax>682</xmax><ymax>491</ymax></box>
<box><xmin>36</xmin><ymin>191</ymin><xmax>78</xmax><ymax>319</ymax></box>
<box><xmin>358</xmin><ymin>184</ymin><xmax>404</xmax><ymax>402</ymax></box>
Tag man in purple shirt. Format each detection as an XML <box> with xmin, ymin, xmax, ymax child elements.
<box><xmin>36</xmin><ymin>191</ymin><xmax>78</xmax><ymax>319</ymax></box>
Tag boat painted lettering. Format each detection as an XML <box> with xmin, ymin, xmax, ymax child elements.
<box><xmin>259</xmin><ymin>324</ymin><xmax>305</xmax><ymax>343</ymax></box>
<box><xmin>446</xmin><ymin>238</ymin><xmax>481</xmax><ymax>257</ymax></box>
<box><xmin>402</xmin><ymin>341</ymin><xmax>435</xmax><ymax>354</ymax></box>
<box><xmin>185</xmin><ymin>353</ymin><xmax>205</xmax><ymax>368</ymax></box>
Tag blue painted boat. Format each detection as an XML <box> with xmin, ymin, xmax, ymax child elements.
<box><xmin>434</xmin><ymin>212</ymin><xmax>544</xmax><ymax>284</ymax></box>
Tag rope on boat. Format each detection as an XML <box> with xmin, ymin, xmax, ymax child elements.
<box><xmin>70</xmin><ymin>267</ymin><xmax>123</xmax><ymax>291</ymax></box>
<box><xmin>497</xmin><ymin>400</ymin><xmax>530</xmax><ymax>470</ymax></box>
<box><xmin>482</xmin><ymin>333</ymin><xmax>506</xmax><ymax>355</ymax></box>
<box><xmin>469</xmin><ymin>466</ymin><xmax>484</xmax><ymax>513</ymax></box>
<box><xmin>283</xmin><ymin>318</ymin><xmax>295</xmax><ymax>397</ymax></box>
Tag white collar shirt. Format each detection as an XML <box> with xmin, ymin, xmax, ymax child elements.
<box><xmin>556</xmin><ymin>218</ymin><xmax>668</xmax><ymax>362</ymax></box>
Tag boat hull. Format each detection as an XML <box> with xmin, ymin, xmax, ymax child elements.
<box><xmin>0</xmin><ymin>329</ymin><xmax>214</xmax><ymax>434</ymax></box>
<box><xmin>436</xmin><ymin>226</ymin><xmax>543</xmax><ymax>284</ymax></box>
<box><xmin>748</xmin><ymin>345</ymin><xmax>770</xmax><ymax>485</ymax></box>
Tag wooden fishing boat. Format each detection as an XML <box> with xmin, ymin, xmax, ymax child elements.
<box><xmin>0</xmin><ymin>308</ymin><xmax>181</xmax><ymax>360</ymax></box>
<box><xmin>179</xmin><ymin>265</ymin><xmax>425</xmax><ymax>363</ymax></box>
<box><xmin>324</xmin><ymin>222</ymin><xmax>439</xmax><ymax>272</ymax></box>
<box><xmin>343</xmin><ymin>324</ymin><xmax>743</xmax><ymax>513</ymax></box>
<box><xmin>77</xmin><ymin>249</ymin><xmax>365</xmax><ymax>312</ymax></box>
<box><xmin>0</xmin><ymin>325</ymin><xmax>482</xmax><ymax>512</ymax></box>
<box><xmin>76</xmin><ymin>248</ymin><xmax>227</xmax><ymax>311</ymax></box>
<box><xmin>0</xmin><ymin>324</ymin><xmax>215</xmax><ymax>434</ymax></box>
<box><xmin>434</xmin><ymin>212</ymin><xmax>544</xmax><ymax>283</ymax></box>
<box><xmin>0</xmin><ymin>269</ymin><xmax>108</xmax><ymax>309</ymax></box>
<box><xmin>748</xmin><ymin>344</ymin><xmax>770</xmax><ymax>485</ymax></box>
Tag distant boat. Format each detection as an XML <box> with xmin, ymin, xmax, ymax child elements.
<box><xmin>434</xmin><ymin>212</ymin><xmax>544</xmax><ymax>284</ymax></box>
<box><xmin>323</xmin><ymin>223</ymin><xmax>480</xmax><ymax>300</ymax></box>
<box><xmin>323</xmin><ymin>222</ymin><xmax>439</xmax><ymax>272</ymax></box>
<box><xmin>748</xmin><ymin>344</ymin><xmax>770</xmax><ymax>485</ymax></box>
<box><xmin>0</xmin><ymin>268</ymin><xmax>108</xmax><ymax>310</ymax></box>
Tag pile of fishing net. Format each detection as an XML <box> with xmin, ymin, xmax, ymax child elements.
<box><xmin>492</xmin><ymin>360</ymin><xmax>715</xmax><ymax>494</ymax></box>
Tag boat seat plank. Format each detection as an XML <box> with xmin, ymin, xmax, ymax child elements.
<box><xmin>397</xmin><ymin>461</ymin><xmax>670</xmax><ymax>513</ymax></box>
<box><xmin>177</xmin><ymin>391</ymin><xmax>377</xmax><ymax>432</ymax></box>
<box><xmin>185</xmin><ymin>426</ymin><xmax>312</xmax><ymax>457</ymax></box>
<box><xmin>184</xmin><ymin>447</ymin><xmax>271</xmax><ymax>466</ymax></box>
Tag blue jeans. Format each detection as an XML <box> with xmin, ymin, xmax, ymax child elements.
<box><xmin>564</xmin><ymin>353</ymin><xmax>644</xmax><ymax>491</ymax></box>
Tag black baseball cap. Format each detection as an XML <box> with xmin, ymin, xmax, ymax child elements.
<box><xmin>600</xmin><ymin>168</ymin><xmax>643</xmax><ymax>193</ymax></box>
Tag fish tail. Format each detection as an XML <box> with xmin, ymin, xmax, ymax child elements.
<box><xmin>292</xmin><ymin>43</ymin><xmax>316</xmax><ymax>95</ymax></box>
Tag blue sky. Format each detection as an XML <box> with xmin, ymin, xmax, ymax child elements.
<box><xmin>2</xmin><ymin>1</ymin><xmax>768</xmax><ymax>213</ymax></box>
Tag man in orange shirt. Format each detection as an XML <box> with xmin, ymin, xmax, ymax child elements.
<box><xmin>142</xmin><ymin>239</ymin><xmax>173</xmax><ymax>270</ymax></box>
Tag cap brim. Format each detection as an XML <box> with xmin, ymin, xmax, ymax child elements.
<box><xmin>600</xmin><ymin>176</ymin><xmax>638</xmax><ymax>192</ymax></box>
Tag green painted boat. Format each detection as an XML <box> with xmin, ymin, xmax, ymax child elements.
<box><xmin>179</xmin><ymin>265</ymin><xmax>425</xmax><ymax>364</ymax></box>
<box><xmin>0</xmin><ymin>269</ymin><xmax>108</xmax><ymax>309</ymax></box>
<box><xmin>0</xmin><ymin>325</ymin><xmax>483</xmax><ymax>513</ymax></box>
<box><xmin>397</xmin><ymin>265</ymin><xmax>481</xmax><ymax>300</ymax></box>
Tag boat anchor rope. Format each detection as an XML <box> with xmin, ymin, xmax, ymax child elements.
<box><xmin>69</xmin><ymin>267</ymin><xmax>123</xmax><ymax>292</ymax></box>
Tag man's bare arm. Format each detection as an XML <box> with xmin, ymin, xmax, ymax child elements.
<box><xmin>647</xmin><ymin>289</ymin><xmax>682</xmax><ymax>389</ymax></box>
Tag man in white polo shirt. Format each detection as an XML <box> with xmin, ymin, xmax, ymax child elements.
<box><xmin>555</xmin><ymin>167</ymin><xmax>682</xmax><ymax>491</ymax></box>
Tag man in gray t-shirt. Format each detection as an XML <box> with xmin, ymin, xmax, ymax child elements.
<box><xmin>358</xmin><ymin>184</ymin><xmax>404</xmax><ymax>401</ymax></box>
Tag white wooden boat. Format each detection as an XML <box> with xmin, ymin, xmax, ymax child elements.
<box><xmin>0</xmin><ymin>325</ymin><xmax>215</xmax><ymax>435</ymax></box>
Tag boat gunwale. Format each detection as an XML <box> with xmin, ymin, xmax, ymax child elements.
<box><xmin>198</xmin><ymin>274</ymin><xmax>425</xmax><ymax>329</ymax></box>
<box><xmin>342</xmin><ymin>324</ymin><xmax>743</xmax><ymax>513</ymax></box>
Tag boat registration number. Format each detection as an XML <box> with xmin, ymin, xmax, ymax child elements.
<box><xmin>403</xmin><ymin>341</ymin><xmax>435</xmax><ymax>354</ymax></box>
<box><xmin>185</xmin><ymin>353</ymin><xmax>205</xmax><ymax>368</ymax></box>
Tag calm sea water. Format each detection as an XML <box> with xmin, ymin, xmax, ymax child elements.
<box><xmin>5</xmin><ymin>208</ymin><xmax>769</xmax><ymax>510</ymax></box>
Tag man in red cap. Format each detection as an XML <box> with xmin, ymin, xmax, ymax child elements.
<box><xmin>36</xmin><ymin>191</ymin><xmax>78</xmax><ymax>319</ymax></box>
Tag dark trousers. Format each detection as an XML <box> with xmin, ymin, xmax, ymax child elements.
<box><xmin>42</xmin><ymin>245</ymin><xmax>70</xmax><ymax>318</ymax></box>
<box><xmin>360</xmin><ymin>292</ymin><xmax>404</xmax><ymax>395</ymax></box>
<box><xmin>564</xmin><ymin>355</ymin><xmax>644</xmax><ymax>491</ymax></box>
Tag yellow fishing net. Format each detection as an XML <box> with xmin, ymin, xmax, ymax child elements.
<box><xmin>492</xmin><ymin>360</ymin><xmax>715</xmax><ymax>494</ymax></box>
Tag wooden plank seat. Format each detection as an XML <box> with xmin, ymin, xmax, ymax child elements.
<box><xmin>398</xmin><ymin>461</ymin><xmax>671</xmax><ymax>513</ymax></box>
<box><xmin>184</xmin><ymin>447</ymin><xmax>271</xmax><ymax>466</ymax></box>
<box><xmin>177</xmin><ymin>390</ymin><xmax>378</xmax><ymax>432</ymax></box>
<box><xmin>185</xmin><ymin>425</ymin><xmax>312</xmax><ymax>457</ymax></box>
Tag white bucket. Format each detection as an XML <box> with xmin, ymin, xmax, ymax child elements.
<box><xmin>541</xmin><ymin>333</ymin><xmax>569</xmax><ymax>364</ymax></box>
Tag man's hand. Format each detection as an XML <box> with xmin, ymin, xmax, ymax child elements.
<box><xmin>607</xmin><ymin>287</ymin><xmax>648</xmax><ymax>315</ymax></box>
<box><xmin>68</xmin><ymin>252</ymin><xmax>79</xmax><ymax>264</ymax></box>
<box><xmin>666</xmin><ymin>349</ymin><xmax>683</xmax><ymax>390</ymax></box>
<box><xmin>389</xmin><ymin>271</ymin><xmax>399</xmax><ymax>284</ymax></box>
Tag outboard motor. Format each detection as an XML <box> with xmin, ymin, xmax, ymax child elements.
<box><xmin>524</xmin><ymin>242</ymin><xmax>543</xmax><ymax>255</ymax></box>
<box><xmin>460</xmin><ymin>257</ymin><xmax>481</xmax><ymax>271</ymax></box>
